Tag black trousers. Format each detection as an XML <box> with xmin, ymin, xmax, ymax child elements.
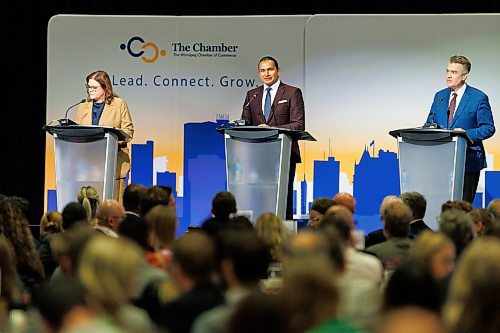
<box><xmin>462</xmin><ymin>172</ymin><xmax>480</xmax><ymax>204</ymax></box>
<box><xmin>286</xmin><ymin>160</ymin><xmax>297</xmax><ymax>221</ymax></box>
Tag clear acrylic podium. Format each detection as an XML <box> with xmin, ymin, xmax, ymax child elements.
<box><xmin>44</xmin><ymin>125</ymin><xmax>129</xmax><ymax>211</ymax></box>
<box><xmin>389</xmin><ymin>128</ymin><xmax>472</xmax><ymax>230</ymax></box>
<box><xmin>218</xmin><ymin>126</ymin><xmax>315</xmax><ymax>221</ymax></box>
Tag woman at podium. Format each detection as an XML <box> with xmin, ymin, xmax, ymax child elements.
<box><xmin>76</xmin><ymin>70</ymin><xmax>134</xmax><ymax>203</ymax></box>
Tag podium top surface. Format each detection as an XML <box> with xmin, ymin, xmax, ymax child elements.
<box><xmin>217</xmin><ymin>125</ymin><xmax>316</xmax><ymax>141</ymax></box>
<box><xmin>389</xmin><ymin>127</ymin><xmax>473</xmax><ymax>145</ymax></box>
<box><xmin>43</xmin><ymin>124</ymin><xmax>130</xmax><ymax>142</ymax></box>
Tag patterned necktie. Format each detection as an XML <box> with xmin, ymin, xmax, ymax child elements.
<box><xmin>264</xmin><ymin>87</ymin><xmax>272</xmax><ymax>121</ymax></box>
<box><xmin>448</xmin><ymin>92</ymin><xmax>458</xmax><ymax>125</ymax></box>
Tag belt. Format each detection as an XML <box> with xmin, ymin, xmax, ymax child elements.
<box><xmin>118</xmin><ymin>143</ymin><xmax>127</xmax><ymax>148</ymax></box>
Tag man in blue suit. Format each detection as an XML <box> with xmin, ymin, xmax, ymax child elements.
<box><xmin>427</xmin><ymin>55</ymin><xmax>495</xmax><ymax>203</ymax></box>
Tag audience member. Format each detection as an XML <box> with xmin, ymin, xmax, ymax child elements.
<box><xmin>487</xmin><ymin>198</ymin><xmax>500</xmax><ymax>218</ymax></box>
<box><xmin>308</xmin><ymin>197</ymin><xmax>335</xmax><ymax>229</ymax></box>
<box><xmin>364</xmin><ymin>195</ymin><xmax>403</xmax><ymax>248</ymax></box>
<box><xmin>0</xmin><ymin>197</ymin><xmax>44</xmax><ymax>292</ymax></box>
<box><xmin>141</xmin><ymin>185</ymin><xmax>175</xmax><ymax>216</ymax></box>
<box><xmin>39</xmin><ymin>211</ymin><xmax>63</xmax><ymax>240</ymax></box>
<box><xmin>468</xmin><ymin>208</ymin><xmax>493</xmax><ymax>236</ymax></box>
<box><xmin>441</xmin><ymin>200</ymin><xmax>473</xmax><ymax>213</ymax></box>
<box><xmin>366</xmin><ymin>201</ymin><xmax>413</xmax><ymax>273</ymax></box>
<box><xmin>95</xmin><ymin>199</ymin><xmax>126</xmax><ymax>238</ymax></box>
<box><xmin>254</xmin><ymin>212</ymin><xmax>289</xmax><ymax>263</ymax></box>
<box><xmin>400</xmin><ymin>191</ymin><xmax>432</xmax><ymax>236</ymax></box>
<box><xmin>332</xmin><ymin>192</ymin><xmax>356</xmax><ymax>214</ymax></box>
<box><xmin>154</xmin><ymin>231</ymin><xmax>224</xmax><ymax>333</ymax></box>
<box><xmin>438</xmin><ymin>208</ymin><xmax>475</xmax><ymax>258</ymax></box>
<box><xmin>376</xmin><ymin>306</ymin><xmax>445</xmax><ymax>333</ymax></box>
<box><xmin>37</xmin><ymin>211</ymin><xmax>63</xmax><ymax>279</ymax></box>
<box><xmin>443</xmin><ymin>237</ymin><xmax>500</xmax><ymax>333</ymax></box>
<box><xmin>77</xmin><ymin>185</ymin><xmax>100</xmax><ymax>227</ymax></box>
<box><xmin>123</xmin><ymin>183</ymin><xmax>147</xmax><ymax>217</ymax></box>
<box><xmin>200</xmin><ymin>191</ymin><xmax>237</xmax><ymax>238</ymax></box>
<box><xmin>144</xmin><ymin>205</ymin><xmax>178</xmax><ymax>269</ymax></box>
<box><xmin>61</xmin><ymin>202</ymin><xmax>89</xmax><ymax>230</ymax></box>
<box><xmin>192</xmin><ymin>230</ymin><xmax>271</xmax><ymax>333</ymax></box>
<box><xmin>225</xmin><ymin>292</ymin><xmax>289</xmax><ymax>333</ymax></box>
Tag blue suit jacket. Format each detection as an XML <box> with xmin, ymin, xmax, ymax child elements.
<box><xmin>427</xmin><ymin>85</ymin><xmax>495</xmax><ymax>172</ymax></box>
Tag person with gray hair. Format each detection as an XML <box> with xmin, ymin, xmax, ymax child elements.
<box><xmin>365</xmin><ymin>195</ymin><xmax>403</xmax><ymax>248</ymax></box>
<box><xmin>438</xmin><ymin>208</ymin><xmax>476</xmax><ymax>258</ymax></box>
<box><xmin>400</xmin><ymin>191</ymin><xmax>432</xmax><ymax>237</ymax></box>
<box><xmin>487</xmin><ymin>198</ymin><xmax>500</xmax><ymax>218</ymax></box>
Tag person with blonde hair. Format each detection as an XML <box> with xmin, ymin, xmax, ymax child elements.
<box><xmin>255</xmin><ymin>212</ymin><xmax>290</xmax><ymax>263</ymax></box>
<box><xmin>144</xmin><ymin>205</ymin><xmax>178</xmax><ymax>269</ymax></box>
<box><xmin>408</xmin><ymin>230</ymin><xmax>455</xmax><ymax>281</ymax></box>
<box><xmin>77</xmin><ymin>185</ymin><xmax>100</xmax><ymax>228</ymax></box>
<box><xmin>39</xmin><ymin>211</ymin><xmax>63</xmax><ymax>240</ymax></box>
<box><xmin>78</xmin><ymin>234</ymin><xmax>154</xmax><ymax>331</ymax></box>
<box><xmin>443</xmin><ymin>237</ymin><xmax>500</xmax><ymax>333</ymax></box>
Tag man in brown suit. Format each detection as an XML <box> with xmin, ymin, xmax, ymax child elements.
<box><xmin>241</xmin><ymin>56</ymin><xmax>305</xmax><ymax>220</ymax></box>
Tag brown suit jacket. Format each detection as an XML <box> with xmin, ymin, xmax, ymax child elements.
<box><xmin>241</xmin><ymin>82</ymin><xmax>305</xmax><ymax>162</ymax></box>
<box><xmin>75</xmin><ymin>97</ymin><xmax>134</xmax><ymax>178</ymax></box>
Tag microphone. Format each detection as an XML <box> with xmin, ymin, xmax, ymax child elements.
<box><xmin>243</xmin><ymin>92</ymin><xmax>258</xmax><ymax>109</ymax></box>
<box><xmin>59</xmin><ymin>99</ymin><xmax>85</xmax><ymax>126</ymax></box>
<box><xmin>423</xmin><ymin>97</ymin><xmax>443</xmax><ymax>129</ymax></box>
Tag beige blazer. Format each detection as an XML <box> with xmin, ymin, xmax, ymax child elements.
<box><xmin>76</xmin><ymin>97</ymin><xmax>134</xmax><ymax>178</ymax></box>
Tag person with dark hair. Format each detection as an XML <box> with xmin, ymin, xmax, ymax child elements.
<box><xmin>426</xmin><ymin>55</ymin><xmax>495</xmax><ymax>203</ymax></box>
<box><xmin>400</xmin><ymin>191</ymin><xmax>432</xmax><ymax>236</ymax></box>
<box><xmin>241</xmin><ymin>55</ymin><xmax>305</xmax><ymax>220</ymax></box>
<box><xmin>61</xmin><ymin>202</ymin><xmax>89</xmax><ymax>230</ymax></box>
<box><xmin>192</xmin><ymin>230</ymin><xmax>271</xmax><ymax>333</ymax></box>
<box><xmin>308</xmin><ymin>197</ymin><xmax>335</xmax><ymax>229</ymax></box>
<box><xmin>201</xmin><ymin>191</ymin><xmax>237</xmax><ymax>238</ymax></box>
<box><xmin>123</xmin><ymin>183</ymin><xmax>147</xmax><ymax>217</ymax></box>
<box><xmin>76</xmin><ymin>70</ymin><xmax>134</xmax><ymax>203</ymax></box>
<box><xmin>438</xmin><ymin>208</ymin><xmax>475</xmax><ymax>258</ymax></box>
<box><xmin>441</xmin><ymin>200</ymin><xmax>473</xmax><ymax>213</ymax></box>
<box><xmin>140</xmin><ymin>185</ymin><xmax>175</xmax><ymax>216</ymax></box>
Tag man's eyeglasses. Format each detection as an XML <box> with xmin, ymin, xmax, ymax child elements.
<box><xmin>85</xmin><ymin>84</ymin><xmax>101</xmax><ymax>90</ymax></box>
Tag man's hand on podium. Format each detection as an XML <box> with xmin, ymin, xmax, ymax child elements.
<box><xmin>258</xmin><ymin>124</ymin><xmax>270</xmax><ymax>127</ymax></box>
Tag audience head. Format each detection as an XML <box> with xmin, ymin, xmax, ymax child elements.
<box><xmin>140</xmin><ymin>185</ymin><xmax>174</xmax><ymax>216</ymax></box>
<box><xmin>443</xmin><ymin>237</ymin><xmax>500</xmax><ymax>333</ymax></box>
<box><xmin>379</xmin><ymin>195</ymin><xmax>403</xmax><ymax>221</ymax></box>
<box><xmin>468</xmin><ymin>208</ymin><xmax>493</xmax><ymax>236</ymax></box>
<box><xmin>216</xmin><ymin>229</ymin><xmax>271</xmax><ymax>286</ymax></box>
<box><xmin>122</xmin><ymin>183</ymin><xmax>146</xmax><ymax>214</ymax></box>
<box><xmin>118</xmin><ymin>214</ymin><xmax>149</xmax><ymax>250</ymax></box>
<box><xmin>332</xmin><ymin>192</ymin><xmax>356</xmax><ymax>214</ymax></box>
<box><xmin>382</xmin><ymin>201</ymin><xmax>412</xmax><ymax>238</ymax></box>
<box><xmin>77</xmin><ymin>186</ymin><xmax>100</xmax><ymax>223</ymax></box>
<box><xmin>376</xmin><ymin>306</ymin><xmax>445</xmax><ymax>333</ymax></box>
<box><xmin>96</xmin><ymin>199</ymin><xmax>126</xmax><ymax>232</ymax></box>
<box><xmin>170</xmin><ymin>231</ymin><xmax>216</xmax><ymax>287</ymax></box>
<box><xmin>409</xmin><ymin>231</ymin><xmax>455</xmax><ymax>281</ymax></box>
<box><xmin>78</xmin><ymin>234</ymin><xmax>143</xmax><ymax>314</ymax></box>
<box><xmin>144</xmin><ymin>205</ymin><xmax>178</xmax><ymax>250</ymax></box>
<box><xmin>383</xmin><ymin>260</ymin><xmax>443</xmax><ymax>313</ymax></box>
<box><xmin>439</xmin><ymin>208</ymin><xmax>475</xmax><ymax>257</ymax></box>
<box><xmin>255</xmin><ymin>212</ymin><xmax>289</xmax><ymax>262</ymax></box>
<box><xmin>225</xmin><ymin>292</ymin><xmax>289</xmax><ymax>333</ymax></box>
<box><xmin>483</xmin><ymin>216</ymin><xmax>500</xmax><ymax>237</ymax></box>
<box><xmin>308</xmin><ymin>197</ymin><xmax>335</xmax><ymax>229</ymax></box>
<box><xmin>400</xmin><ymin>191</ymin><xmax>427</xmax><ymax>220</ymax></box>
<box><xmin>281</xmin><ymin>254</ymin><xmax>339</xmax><ymax>333</ymax></box>
<box><xmin>486</xmin><ymin>198</ymin><xmax>500</xmax><ymax>218</ymax></box>
<box><xmin>211</xmin><ymin>191</ymin><xmax>237</xmax><ymax>220</ymax></box>
<box><xmin>441</xmin><ymin>200</ymin><xmax>473</xmax><ymax>213</ymax></box>
<box><xmin>39</xmin><ymin>211</ymin><xmax>63</xmax><ymax>239</ymax></box>
<box><xmin>61</xmin><ymin>202</ymin><xmax>88</xmax><ymax>230</ymax></box>
<box><xmin>228</xmin><ymin>215</ymin><xmax>254</xmax><ymax>231</ymax></box>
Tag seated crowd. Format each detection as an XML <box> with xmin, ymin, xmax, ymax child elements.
<box><xmin>0</xmin><ymin>187</ymin><xmax>499</xmax><ymax>333</ymax></box>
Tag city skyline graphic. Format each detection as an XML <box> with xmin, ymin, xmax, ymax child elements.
<box><xmin>46</xmin><ymin>119</ymin><xmax>500</xmax><ymax>235</ymax></box>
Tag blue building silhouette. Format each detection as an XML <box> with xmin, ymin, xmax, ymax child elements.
<box><xmin>131</xmin><ymin>141</ymin><xmax>154</xmax><ymax>186</ymax></box>
<box><xmin>300</xmin><ymin>174</ymin><xmax>308</xmax><ymax>215</ymax></box>
<box><xmin>485</xmin><ymin>170</ymin><xmax>500</xmax><ymax>206</ymax></box>
<box><xmin>313</xmin><ymin>157</ymin><xmax>340</xmax><ymax>200</ymax></box>
<box><xmin>353</xmin><ymin>147</ymin><xmax>400</xmax><ymax>233</ymax></box>
<box><xmin>182</xmin><ymin>119</ymin><xmax>228</xmax><ymax>231</ymax></box>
